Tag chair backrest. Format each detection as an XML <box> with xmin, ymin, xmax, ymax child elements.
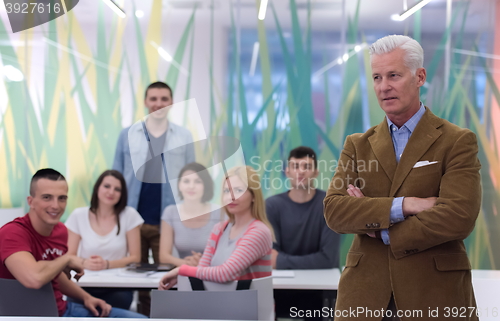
<box><xmin>0</xmin><ymin>278</ymin><xmax>58</xmax><ymax>316</ymax></box>
<box><xmin>151</xmin><ymin>276</ymin><xmax>273</xmax><ymax>320</ymax></box>
<box><xmin>0</xmin><ymin>207</ymin><xmax>23</xmax><ymax>228</ymax></box>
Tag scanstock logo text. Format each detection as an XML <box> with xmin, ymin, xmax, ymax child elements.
<box><xmin>4</xmin><ymin>0</ymin><xmax>79</xmax><ymax>33</ymax></box>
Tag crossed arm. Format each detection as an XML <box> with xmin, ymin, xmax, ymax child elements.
<box><xmin>324</xmin><ymin>131</ymin><xmax>481</xmax><ymax>258</ymax></box>
<box><xmin>346</xmin><ymin>184</ymin><xmax>437</xmax><ymax>238</ymax></box>
<box><xmin>5</xmin><ymin>251</ymin><xmax>83</xmax><ymax>289</ymax></box>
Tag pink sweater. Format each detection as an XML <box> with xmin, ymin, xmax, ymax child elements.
<box><xmin>179</xmin><ymin>220</ymin><xmax>272</xmax><ymax>282</ymax></box>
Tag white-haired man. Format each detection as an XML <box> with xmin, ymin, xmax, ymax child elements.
<box><xmin>324</xmin><ymin>35</ymin><xmax>480</xmax><ymax>321</ymax></box>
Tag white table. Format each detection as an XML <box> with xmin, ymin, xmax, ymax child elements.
<box><xmin>48</xmin><ymin>269</ymin><xmax>500</xmax><ymax>321</ymax></box>
<box><xmin>75</xmin><ymin>268</ymin><xmax>340</xmax><ymax>321</ymax></box>
<box><xmin>471</xmin><ymin>270</ymin><xmax>500</xmax><ymax>321</ymax></box>
<box><xmin>272</xmin><ymin>268</ymin><xmax>340</xmax><ymax>290</ymax></box>
<box><xmin>74</xmin><ymin>269</ymin><xmax>164</xmax><ymax>289</ymax></box>
<box><xmin>75</xmin><ymin>268</ymin><xmax>340</xmax><ymax>290</ymax></box>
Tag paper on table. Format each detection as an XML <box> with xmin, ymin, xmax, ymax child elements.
<box><xmin>272</xmin><ymin>270</ymin><xmax>295</xmax><ymax>278</ymax></box>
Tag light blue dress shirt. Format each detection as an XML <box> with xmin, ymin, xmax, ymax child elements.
<box><xmin>113</xmin><ymin>121</ymin><xmax>195</xmax><ymax>216</ymax></box>
<box><xmin>381</xmin><ymin>103</ymin><xmax>426</xmax><ymax>245</ymax></box>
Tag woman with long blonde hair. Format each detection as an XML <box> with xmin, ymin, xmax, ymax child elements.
<box><xmin>158</xmin><ymin>166</ymin><xmax>274</xmax><ymax>289</ymax></box>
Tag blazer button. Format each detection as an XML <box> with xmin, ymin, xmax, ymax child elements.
<box><xmin>366</xmin><ymin>223</ymin><xmax>372</xmax><ymax>228</ymax></box>
<box><xmin>404</xmin><ymin>250</ymin><xmax>410</xmax><ymax>254</ymax></box>
<box><xmin>373</xmin><ymin>223</ymin><xmax>380</xmax><ymax>228</ymax></box>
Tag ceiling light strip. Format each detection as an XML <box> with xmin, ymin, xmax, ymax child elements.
<box><xmin>394</xmin><ymin>0</ymin><xmax>432</xmax><ymax>21</ymax></box>
<box><xmin>258</xmin><ymin>0</ymin><xmax>268</xmax><ymax>20</ymax></box>
<box><xmin>102</xmin><ymin>0</ymin><xmax>126</xmax><ymax>18</ymax></box>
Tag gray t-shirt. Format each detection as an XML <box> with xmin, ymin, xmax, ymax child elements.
<box><xmin>210</xmin><ymin>220</ymin><xmax>254</xmax><ymax>267</ymax></box>
<box><xmin>161</xmin><ymin>204</ymin><xmax>221</xmax><ymax>258</ymax></box>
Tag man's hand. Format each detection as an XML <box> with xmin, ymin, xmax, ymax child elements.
<box><xmin>347</xmin><ymin>185</ymin><xmax>384</xmax><ymax>240</ymax></box>
<box><xmin>271</xmin><ymin>249</ymin><xmax>278</xmax><ymax>269</ymax></box>
<box><xmin>83</xmin><ymin>295</ymin><xmax>112</xmax><ymax>317</ymax></box>
<box><xmin>402</xmin><ymin>197</ymin><xmax>437</xmax><ymax>217</ymax></box>
<box><xmin>366</xmin><ymin>231</ymin><xmax>382</xmax><ymax>239</ymax></box>
<box><xmin>64</xmin><ymin>255</ymin><xmax>85</xmax><ymax>281</ymax></box>
<box><xmin>347</xmin><ymin>184</ymin><xmax>364</xmax><ymax>198</ymax></box>
<box><xmin>83</xmin><ymin>255</ymin><xmax>107</xmax><ymax>271</ymax></box>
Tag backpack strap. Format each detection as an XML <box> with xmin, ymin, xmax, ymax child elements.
<box><xmin>188</xmin><ymin>277</ymin><xmax>205</xmax><ymax>291</ymax></box>
<box><xmin>188</xmin><ymin>277</ymin><xmax>252</xmax><ymax>291</ymax></box>
<box><xmin>236</xmin><ymin>279</ymin><xmax>252</xmax><ymax>290</ymax></box>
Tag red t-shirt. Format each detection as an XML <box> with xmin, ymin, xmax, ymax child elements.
<box><xmin>0</xmin><ymin>214</ymin><xmax>68</xmax><ymax>316</ymax></box>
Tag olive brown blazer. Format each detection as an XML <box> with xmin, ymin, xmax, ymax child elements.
<box><xmin>324</xmin><ymin>108</ymin><xmax>481</xmax><ymax>321</ymax></box>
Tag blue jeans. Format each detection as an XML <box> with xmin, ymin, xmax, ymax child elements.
<box><xmin>62</xmin><ymin>300</ymin><xmax>147</xmax><ymax>318</ymax></box>
<box><xmin>82</xmin><ymin>288</ymin><xmax>134</xmax><ymax>310</ymax></box>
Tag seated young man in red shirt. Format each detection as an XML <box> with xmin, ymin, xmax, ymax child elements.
<box><xmin>0</xmin><ymin>168</ymin><xmax>146</xmax><ymax>318</ymax></box>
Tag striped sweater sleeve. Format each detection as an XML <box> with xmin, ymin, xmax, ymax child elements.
<box><xmin>179</xmin><ymin>220</ymin><xmax>272</xmax><ymax>283</ymax></box>
<box><xmin>195</xmin><ymin>222</ymin><xmax>225</xmax><ymax>268</ymax></box>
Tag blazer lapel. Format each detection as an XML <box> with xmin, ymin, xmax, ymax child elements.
<box><xmin>369</xmin><ymin>119</ymin><xmax>397</xmax><ymax>183</ymax></box>
<box><xmin>389</xmin><ymin>108</ymin><xmax>443</xmax><ymax>196</ymax></box>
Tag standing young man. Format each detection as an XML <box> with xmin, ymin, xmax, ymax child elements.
<box><xmin>266</xmin><ymin>146</ymin><xmax>340</xmax><ymax>320</ymax></box>
<box><xmin>0</xmin><ymin>169</ymin><xmax>145</xmax><ymax>318</ymax></box>
<box><xmin>113</xmin><ymin>81</ymin><xmax>195</xmax><ymax>314</ymax></box>
<box><xmin>324</xmin><ymin>35</ymin><xmax>480</xmax><ymax>321</ymax></box>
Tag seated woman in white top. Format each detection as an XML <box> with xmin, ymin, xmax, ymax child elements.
<box><xmin>160</xmin><ymin>162</ymin><xmax>220</xmax><ymax>267</ymax></box>
<box><xmin>65</xmin><ymin>170</ymin><xmax>144</xmax><ymax>311</ymax></box>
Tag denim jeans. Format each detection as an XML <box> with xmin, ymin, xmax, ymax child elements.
<box><xmin>82</xmin><ymin>288</ymin><xmax>134</xmax><ymax>310</ymax></box>
<box><xmin>62</xmin><ymin>300</ymin><xmax>147</xmax><ymax>318</ymax></box>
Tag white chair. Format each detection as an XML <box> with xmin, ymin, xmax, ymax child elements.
<box><xmin>151</xmin><ymin>276</ymin><xmax>274</xmax><ymax>320</ymax></box>
<box><xmin>0</xmin><ymin>207</ymin><xmax>23</xmax><ymax>228</ymax></box>
<box><xmin>472</xmin><ymin>278</ymin><xmax>500</xmax><ymax>321</ymax></box>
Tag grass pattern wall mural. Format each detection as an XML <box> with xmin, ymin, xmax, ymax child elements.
<box><xmin>0</xmin><ymin>0</ymin><xmax>498</xmax><ymax>269</ymax></box>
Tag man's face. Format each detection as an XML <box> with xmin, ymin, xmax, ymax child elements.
<box><xmin>371</xmin><ymin>48</ymin><xmax>426</xmax><ymax>122</ymax></box>
<box><xmin>27</xmin><ymin>178</ymin><xmax>68</xmax><ymax>228</ymax></box>
<box><xmin>286</xmin><ymin>157</ymin><xmax>318</xmax><ymax>190</ymax></box>
<box><xmin>144</xmin><ymin>87</ymin><xmax>173</xmax><ymax>119</ymax></box>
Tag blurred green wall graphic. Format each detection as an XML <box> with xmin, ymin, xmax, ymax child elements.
<box><xmin>0</xmin><ymin>0</ymin><xmax>498</xmax><ymax>268</ymax></box>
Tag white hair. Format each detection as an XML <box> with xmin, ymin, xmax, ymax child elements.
<box><xmin>369</xmin><ymin>35</ymin><xmax>424</xmax><ymax>74</ymax></box>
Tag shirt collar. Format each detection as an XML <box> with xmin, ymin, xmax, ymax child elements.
<box><xmin>386</xmin><ymin>102</ymin><xmax>425</xmax><ymax>133</ymax></box>
<box><xmin>135</xmin><ymin>119</ymin><xmax>174</xmax><ymax>132</ymax></box>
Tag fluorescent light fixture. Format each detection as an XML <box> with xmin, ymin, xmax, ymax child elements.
<box><xmin>392</xmin><ymin>0</ymin><xmax>432</xmax><ymax>21</ymax></box>
<box><xmin>135</xmin><ymin>10</ymin><xmax>144</xmax><ymax>18</ymax></box>
<box><xmin>258</xmin><ymin>0</ymin><xmax>268</xmax><ymax>20</ymax></box>
<box><xmin>150</xmin><ymin>41</ymin><xmax>172</xmax><ymax>61</ymax></box>
<box><xmin>390</xmin><ymin>14</ymin><xmax>401</xmax><ymax>21</ymax></box>
<box><xmin>312</xmin><ymin>43</ymin><xmax>367</xmax><ymax>79</ymax></box>
<box><xmin>249</xmin><ymin>42</ymin><xmax>260</xmax><ymax>76</ymax></box>
<box><xmin>2</xmin><ymin>65</ymin><xmax>24</xmax><ymax>82</ymax></box>
<box><xmin>102</xmin><ymin>0</ymin><xmax>126</xmax><ymax>18</ymax></box>
<box><xmin>151</xmin><ymin>41</ymin><xmax>189</xmax><ymax>75</ymax></box>
<box><xmin>158</xmin><ymin>47</ymin><xmax>172</xmax><ymax>62</ymax></box>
